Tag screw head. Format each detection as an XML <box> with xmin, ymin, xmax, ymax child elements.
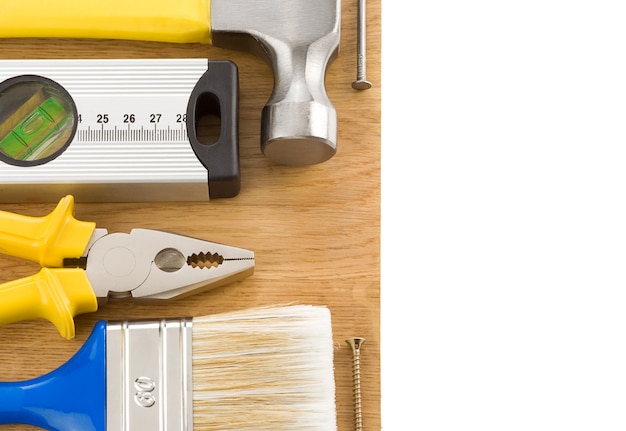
<box><xmin>346</xmin><ymin>337</ymin><xmax>366</xmax><ymax>352</ymax></box>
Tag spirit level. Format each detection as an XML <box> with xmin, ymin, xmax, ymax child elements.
<box><xmin>0</xmin><ymin>59</ymin><xmax>239</xmax><ymax>202</ymax></box>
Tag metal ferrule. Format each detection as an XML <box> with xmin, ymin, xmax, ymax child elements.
<box><xmin>106</xmin><ymin>318</ymin><xmax>193</xmax><ymax>431</ymax></box>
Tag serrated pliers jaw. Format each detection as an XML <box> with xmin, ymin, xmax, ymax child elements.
<box><xmin>86</xmin><ymin>228</ymin><xmax>254</xmax><ymax>302</ymax></box>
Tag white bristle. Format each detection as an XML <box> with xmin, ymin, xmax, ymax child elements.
<box><xmin>191</xmin><ymin>305</ymin><xmax>337</xmax><ymax>431</ymax></box>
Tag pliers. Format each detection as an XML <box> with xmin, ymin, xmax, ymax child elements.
<box><xmin>0</xmin><ymin>195</ymin><xmax>254</xmax><ymax>339</ymax></box>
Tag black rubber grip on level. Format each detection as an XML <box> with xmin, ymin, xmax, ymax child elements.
<box><xmin>187</xmin><ymin>60</ymin><xmax>240</xmax><ymax>199</ymax></box>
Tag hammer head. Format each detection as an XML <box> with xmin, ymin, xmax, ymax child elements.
<box><xmin>211</xmin><ymin>0</ymin><xmax>340</xmax><ymax>166</ymax></box>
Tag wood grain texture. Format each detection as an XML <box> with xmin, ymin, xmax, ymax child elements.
<box><xmin>0</xmin><ymin>1</ymin><xmax>380</xmax><ymax>430</ymax></box>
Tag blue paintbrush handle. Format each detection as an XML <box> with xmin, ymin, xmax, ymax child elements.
<box><xmin>0</xmin><ymin>321</ymin><xmax>107</xmax><ymax>431</ymax></box>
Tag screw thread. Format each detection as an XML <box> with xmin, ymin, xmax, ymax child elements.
<box><xmin>346</xmin><ymin>337</ymin><xmax>365</xmax><ymax>431</ymax></box>
<box><xmin>351</xmin><ymin>354</ymin><xmax>364</xmax><ymax>431</ymax></box>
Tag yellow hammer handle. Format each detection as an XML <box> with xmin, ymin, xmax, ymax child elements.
<box><xmin>0</xmin><ymin>195</ymin><xmax>95</xmax><ymax>268</ymax></box>
<box><xmin>0</xmin><ymin>268</ymin><xmax>98</xmax><ymax>339</ymax></box>
<box><xmin>1</xmin><ymin>0</ymin><xmax>211</xmax><ymax>44</ymax></box>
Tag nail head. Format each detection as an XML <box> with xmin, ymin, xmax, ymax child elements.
<box><xmin>352</xmin><ymin>80</ymin><xmax>372</xmax><ymax>91</ymax></box>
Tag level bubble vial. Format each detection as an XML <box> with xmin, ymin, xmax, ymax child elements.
<box><xmin>0</xmin><ymin>76</ymin><xmax>77</xmax><ymax>165</ymax></box>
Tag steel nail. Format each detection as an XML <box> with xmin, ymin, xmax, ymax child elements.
<box><xmin>352</xmin><ymin>0</ymin><xmax>372</xmax><ymax>90</ymax></box>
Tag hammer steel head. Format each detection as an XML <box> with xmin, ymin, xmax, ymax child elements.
<box><xmin>211</xmin><ymin>0</ymin><xmax>340</xmax><ymax>166</ymax></box>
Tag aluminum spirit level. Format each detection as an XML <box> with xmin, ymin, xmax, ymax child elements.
<box><xmin>0</xmin><ymin>59</ymin><xmax>239</xmax><ymax>202</ymax></box>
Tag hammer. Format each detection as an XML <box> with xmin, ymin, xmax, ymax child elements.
<box><xmin>0</xmin><ymin>0</ymin><xmax>341</xmax><ymax>166</ymax></box>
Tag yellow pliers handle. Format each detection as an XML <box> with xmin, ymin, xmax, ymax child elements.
<box><xmin>1</xmin><ymin>0</ymin><xmax>211</xmax><ymax>44</ymax></box>
<box><xmin>0</xmin><ymin>196</ymin><xmax>98</xmax><ymax>339</ymax></box>
<box><xmin>0</xmin><ymin>269</ymin><xmax>97</xmax><ymax>339</ymax></box>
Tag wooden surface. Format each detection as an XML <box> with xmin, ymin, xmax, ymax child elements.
<box><xmin>0</xmin><ymin>2</ymin><xmax>381</xmax><ymax>431</ymax></box>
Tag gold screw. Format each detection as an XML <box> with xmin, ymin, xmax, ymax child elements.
<box><xmin>346</xmin><ymin>337</ymin><xmax>365</xmax><ymax>431</ymax></box>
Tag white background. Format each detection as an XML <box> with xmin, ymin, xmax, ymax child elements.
<box><xmin>382</xmin><ymin>1</ymin><xmax>626</xmax><ymax>429</ymax></box>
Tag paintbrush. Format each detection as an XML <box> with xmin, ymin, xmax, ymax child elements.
<box><xmin>0</xmin><ymin>304</ymin><xmax>337</xmax><ymax>431</ymax></box>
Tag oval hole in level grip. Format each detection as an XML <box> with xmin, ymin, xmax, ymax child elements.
<box><xmin>193</xmin><ymin>92</ymin><xmax>222</xmax><ymax>146</ymax></box>
<box><xmin>0</xmin><ymin>76</ymin><xmax>77</xmax><ymax>166</ymax></box>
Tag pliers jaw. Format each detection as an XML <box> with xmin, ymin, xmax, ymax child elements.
<box><xmin>85</xmin><ymin>228</ymin><xmax>254</xmax><ymax>302</ymax></box>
